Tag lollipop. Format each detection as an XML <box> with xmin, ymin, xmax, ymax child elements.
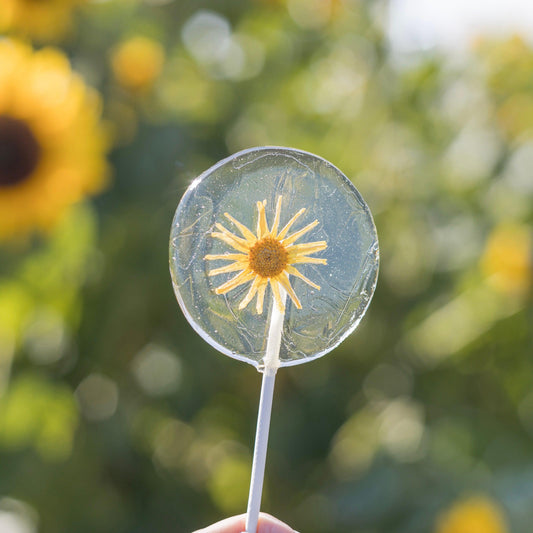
<box><xmin>169</xmin><ymin>147</ymin><xmax>378</xmax><ymax>532</ymax></box>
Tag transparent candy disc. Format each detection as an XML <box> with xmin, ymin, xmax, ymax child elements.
<box><xmin>169</xmin><ymin>147</ymin><xmax>379</xmax><ymax>368</ymax></box>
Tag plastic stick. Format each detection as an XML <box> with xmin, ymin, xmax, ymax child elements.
<box><xmin>244</xmin><ymin>290</ymin><xmax>286</xmax><ymax>533</ymax></box>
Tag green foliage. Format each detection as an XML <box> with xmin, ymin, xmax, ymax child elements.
<box><xmin>1</xmin><ymin>1</ymin><xmax>533</xmax><ymax>533</ymax></box>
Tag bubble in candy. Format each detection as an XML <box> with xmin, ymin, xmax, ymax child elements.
<box><xmin>169</xmin><ymin>146</ymin><xmax>379</xmax><ymax>368</ymax></box>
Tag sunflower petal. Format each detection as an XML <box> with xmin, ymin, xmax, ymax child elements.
<box><xmin>290</xmin><ymin>256</ymin><xmax>327</xmax><ymax>265</ymax></box>
<box><xmin>208</xmin><ymin>262</ymin><xmax>247</xmax><ymax>276</ymax></box>
<box><xmin>287</xmin><ymin>240</ymin><xmax>328</xmax><ymax>256</ymax></box>
<box><xmin>238</xmin><ymin>275</ymin><xmax>263</xmax><ymax>310</ymax></box>
<box><xmin>270</xmin><ymin>279</ymin><xmax>285</xmax><ymax>313</ymax></box>
<box><xmin>270</xmin><ymin>196</ymin><xmax>283</xmax><ymax>237</ymax></box>
<box><xmin>256</xmin><ymin>200</ymin><xmax>269</xmax><ymax>238</ymax></box>
<box><xmin>214</xmin><ymin>270</ymin><xmax>255</xmax><ymax>294</ymax></box>
<box><xmin>224</xmin><ymin>212</ymin><xmax>257</xmax><ymax>242</ymax></box>
<box><xmin>277</xmin><ymin>208</ymin><xmax>306</xmax><ymax>240</ymax></box>
<box><xmin>255</xmin><ymin>280</ymin><xmax>268</xmax><ymax>314</ymax></box>
<box><xmin>205</xmin><ymin>253</ymin><xmax>248</xmax><ymax>261</ymax></box>
<box><xmin>215</xmin><ymin>223</ymin><xmax>249</xmax><ymax>246</ymax></box>
<box><xmin>282</xmin><ymin>220</ymin><xmax>319</xmax><ymax>245</ymax></box>
<box><xmin>277</xmin><ymin>272</ymin><xmax>302</xmax><ymax>309</ymax></box>
<box><xmin>211</xmin><ymin>231</ymin><xmax>249</xmax><ymax>253</ymax></box>
<box><xmin>286</xmin><ymin>265</ymin><xmax>321</xmax><ymax>290</ymax></box>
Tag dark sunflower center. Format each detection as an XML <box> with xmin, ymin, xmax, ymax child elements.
<box><xmin>249</xmin><ymin>237</ymin><xmax>288</xmax><ymax>278</ymax></box>
<box><xmin>0</xmin><ymin>115</ymin><xmax>41</xmax><ymax>187</ymax></box>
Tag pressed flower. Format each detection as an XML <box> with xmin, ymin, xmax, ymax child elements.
<box><xmin>205</xmin><ymin>196</ymin><xmax>327</xmax><ymax>313</ymax></box>
<box><xmin>0</xmin><ymin>40</ymin><xmax>109</xmax><ymax>240</ymax></box>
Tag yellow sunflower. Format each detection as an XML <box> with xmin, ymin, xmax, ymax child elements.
<box><xmin>481</xmin><ymin>222</ymin><xmax>532</xmax><ymax>295</ymax></box>
<box><xmin>111</xmin><ymin>36</ymin><xmax>165</xmax><ymax>93</ymax></box>
<box><xmin>205</xmin><ymin>196</ymin><xmax>327</xmax><ymax>314</ymax></box>
<box><xmin>435</xmin><ymin>496</ymin><xmax>509</xmax><ymax>533</ymax></box>
<box><xmin>0</xmin><ymin>40</ymin><xmax>108</xmax><ymax>240</ymax></box>
<box><xmin>0</xmin><ymin>0</ymin><xmax>85</xmax><ymax>41</ymax></box>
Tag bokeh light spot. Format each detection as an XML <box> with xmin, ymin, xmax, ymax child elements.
<box><xmin>75</xmin><ymin>374</ymin><xmax>118</xmax><ymax>421</ymax></box>
<box><xmin>132</xmin><ymin>343</ymin><xmax>182</xmax><ymax>396</ymax></box>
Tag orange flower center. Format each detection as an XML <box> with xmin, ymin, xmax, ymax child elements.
<box><xmin>249</xmin><ymin>237</ymin><xmax>288</xmax><ymax>278</ymax></box>
<box><xmin>0</xmin><ymin>115</ymin><xmax>41</xmax><ymax>188</ymax></box>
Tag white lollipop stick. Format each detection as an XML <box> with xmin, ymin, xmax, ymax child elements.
<box><xmin>244</xmin><ymin>289</ymin><xmax>286</xmax><ymax>533</ymax></box>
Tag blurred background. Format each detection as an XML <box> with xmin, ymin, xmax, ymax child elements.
<box><xmin>0</xmin><ymin>0</ymin><xmax>532</xmax><ymax>532</ymax></box>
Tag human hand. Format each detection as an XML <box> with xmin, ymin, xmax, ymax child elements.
<box><xmin>193</xmin><ymin>513</ymin><xmax>298</xmax><ymax>533</ymax></box>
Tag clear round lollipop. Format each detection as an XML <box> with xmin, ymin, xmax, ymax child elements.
<box><xmin>170</xmin><ymin>146</ymin><xmax>378</xmax><ymax>368</ymax></box>
<box><xmin>169</xmin><ymin>146</ymin><xmax>379</xmax><ymax>533</ymax></box>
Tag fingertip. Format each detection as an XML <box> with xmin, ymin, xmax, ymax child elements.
<box><xmin>257</xmin><ymin>512</ymin><xmax>296</xmax><ymax>533</ymax></box>
<box><xmin>193</xmin><ymin>514</ymin><xmax>246</xmax><ymax>533</ymax></box>
<box><xmin>194</xmin><ymin>513</ymin><xmax>296</xmax><ymax>533</ymax></box>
